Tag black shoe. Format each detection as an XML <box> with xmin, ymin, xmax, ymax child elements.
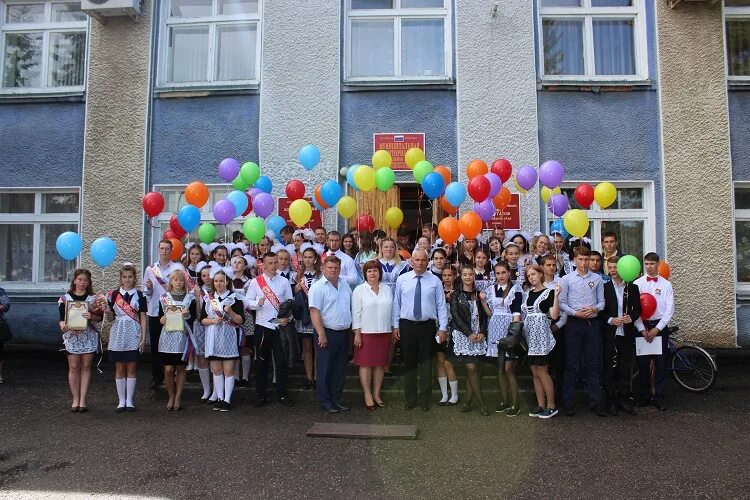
<box><xmin>590</xmin><ymin>405</ymin><xmax>607</xmax><ymax>417</ymax></box>
<box><xmin>302</xmin><ymin>380</ymin><xmax>313</xmax><ymax>390</ymax></box>
<box><xmin>404</xmin><ymin>403</ymin><xmax>415</xmax><ymax>410</ymax></box>
<box><xmin>528</xmin><ymin>406</ymin><xmax>544</xmax><ymax>417</ymax></box>
<box><xmin>607</xmin><ymin>402</ymin><xmax>618</xmax><ymax>416</ymax></box>
<box><xmin>654</xmin><ymin>401</ymin><xmax>668</xmax><ymax>412</ymax></box>
<box><xmin>279</xmin><ymin>396</ymin><xmax>294</xmax><ymax>407</ymax></box>
<box><xmin>254</xmin><ymin>398</ymin><xmax>268</xmax><ymax>408</ymax></box>
<box><xmin>115</xmin><ymin>406</ymin><xmax>125</xmax><ymax>413</ymax></box>
<box><xmin>126</xmin><ymin>406</ymin><xmax>135</xmax><ymax>413</ymax></box>
<box><xmin>335</xmin><ymin>403</ymin><xmax>350</xmax><ymax>412</ymax></box>
<box><xmin>437</xmin><ymin>400</ymin><xmax>448</xmax><ymax>406</ymax></box>
<box><xmin>78</xmin><ymin>407</ymin><xmax>88</xmax><ymax>413</ymax></box>
<box><xmin>505</xmin><ymin>405</ymin><xmax>521</xmax><ymax>417</ymax></box>
<box><xmin>564</xmin><ymin>406</ymin><xmax>575</xmax><ymax>417</ymax></box>
<box><xmin>237</xmin><ymin>379</ymin><xmax>250</xmax><ymax>387</ymax></box>
<box><xmin>206</xmin><ymin>398</ymin><xmax>217</xmax><ymax>405</ymax></box>
<box><xmin>495</xmin><ymin>401</ymin><xmax>509</xmax><ymax>413</ymax></box>
<box><xmin>220</xmin><ymin>401</ymin><xmax>231</xmax><ymax>412</ymax></box>
<box><xmin>212</xmin><ymin>400</ymin><xmax>223</xmax><ymax>411</ymax></box>
<box><xmin>322</xmin><ymin>407</ymin><xmax>340</xmax><ymax>414</ymax></box>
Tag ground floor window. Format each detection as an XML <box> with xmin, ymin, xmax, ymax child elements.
<box><xmin>734</xmin><ymin>183</ymin><xmax>750</xmax><ymax>292</ymax></box>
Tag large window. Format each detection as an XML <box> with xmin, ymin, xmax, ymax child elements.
<box><xmin>344</xmin><ymin>0</ymin><xmax>452</xmax><ymax>83</ymax></box>
<box><xmin>158</xmin><ymin>0</ymin><xmax>261</xmax><ymax>88</ymax></box>
<box><xmin>725</xmin><ymin>2</ymin><xmax>750</xmax><ymax>80</ymax></box>
<box><xmin>734</xmin><ymin>185</ymin><xmax>750</xmax><ymax>292</ymax></box>
<box><xmin>0</xmin><ymin>189</ymin><xmax>79</xmax><ymax>289</ymax></box>
<box><xmin>538</xmin><ymin>0</ymin><xmax>648</xmax><ymax>82</ymax></box>
<box><xmin>0</xmin><ymin>0</ymin><xmax>87</xmax><ymax>93</ymax></box>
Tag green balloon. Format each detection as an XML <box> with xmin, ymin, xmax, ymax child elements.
<box><xmin>413</xmin><ymin>160</ymin><xmax>433</xmax><ymax>183</ymax></box>
<box><xmin>198</xmin><ymin>223</ymin><xmax>216</xmax><ymax>244</ymax></box>
<box><xmin>616</xmin><ymin>254</ymin><xmax>641</xmax><ymax>282</ymax></box>
<box><xmin>243</xmin><ymin>216</ymin><xmax>265</xmax><ymax>244</ymax></box>
<box><xmin>231</xmin><ymin>175</ymin><xmax>249</xmax><ymax>191</ymax></box>
<box><xmin>375</xmin><ymin>167</ymin><xmax>395</xmax><ymax>192</ymax></box>
<box><xmin>240</xmin><ymin>162</ymin><xmax>260</xmax><ymax>186</ymax></box>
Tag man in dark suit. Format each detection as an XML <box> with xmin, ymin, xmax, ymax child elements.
<box><xmin>601</xmin><ymin>256</ymin><xmax>641</xmax><ymax>416</ymax></box>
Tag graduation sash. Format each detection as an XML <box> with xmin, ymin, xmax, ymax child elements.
<box><xmin>112</xmin><ymin>290</ymin><xmax>139</xmax><ymax>322</ymax></box>
<box><xmin>208</xmin><ymin>293</ymin><xmax>235</xmax><ymax>324</ymax></box>
<box><xmin>151</xmin><ymin>264</ymin><xmax>168</xmax><ymax>287</ymax></box>
<box><xmin>255</xmin><ymin>275</ymin><xmax>281</xmax><ymax>311</ymax></box>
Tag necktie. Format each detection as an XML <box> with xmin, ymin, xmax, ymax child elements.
<box><xmin>413</xmin><ymin>275</ymin><xmax>422</xmax><ymax>320</ymax></box>
<box><xmin>646</xmin><ymin>276</ymin><xmax>658</xmax><ymax>282</ymax></box>
<box><xmin>123</xmin><ymin>292</ymin><xmax>131</xmax><ymax>303</ymax></box>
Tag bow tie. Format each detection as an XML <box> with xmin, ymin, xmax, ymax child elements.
<box><xmin>646</xmin><ymin>276</ymin><xmax>658</xmax><ymax>282</ymax></box>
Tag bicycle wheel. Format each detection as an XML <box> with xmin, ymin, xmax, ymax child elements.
<box><xmin>670</xmin><ymin>345</ymin><xmax>718</xmax><ymax>393</ymax></box>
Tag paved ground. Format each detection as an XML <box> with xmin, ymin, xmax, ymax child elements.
<box><xmin>0</xmin><ymin>352</ymin><xmax>748</xmax><ymax>499</ymax></box>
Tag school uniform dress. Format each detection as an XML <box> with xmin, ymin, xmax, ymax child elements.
<box><xmin>449</xmin><ymin>290</ymin><xmax>488</xmax><ymax>362</ymax></box>
<box><xmin>294</xmin><ymin>272</ymin><xmax>320</xmax><ymax>337</ymax></box>
<box><xmin>202</xmin><ymin>292</ymin><xmax>245</xmax><ymax>360</ymax></box>
<box><xmin>107</xmin><ymin>288</ymin><xmax>147</xmax><ymax>363</ymax></box>
<box><xmin>158</xmin><ymin>292</ymin><xmax>196</xmax><ymax>366</ymax></box>
<box><xmin>508</xmin><ymin>263</ymin><xmax>526</xmax><ymax>288</ymax></box>
<box><xmin>486</xmin><ymin>284</ymin><xmax>523</xmax><ymax>359</ymax></box>
<box><xmin>521</xmin><ymin>289</ymin><xmax>557</xmax><ymax>366</ymax></box>
<box><xmin>192</xmin><ymin>286</ymin><xmax>210</xmax><ymax>356</ymax></box>
<box><xmin>232</xmin><ymin>275</ymin><xmax>255</xmax><ymax>338</ymax></box>
<box><xmin>379</xmin><ymin>259</ymin><xmax>410</xmax><ymax>296</ymax></box>
<box><xmin>58</xmin><ymin>293</ymin><xmax>100</xmax><ymax>355</ymax></box>
<box><xmin>351</xmin><ymin>282</ymin><xmax>393</xmax><ymax>367</ymax></box>
<box><xmin>474</xmin><ymin>270</ymin><xmax>493</xmax><ymax>294</ymax></box>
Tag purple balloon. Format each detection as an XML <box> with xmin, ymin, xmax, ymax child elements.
<box><xmin>473</xmin><ymin>198</ymin><xmax>496</xmax><ymax>222</ymax></box>
<box><xmin>484</xmin><ymin>172</ymin><xmax>502</xmax><ymax>198</ymax></box>
<box><xmin>247</xmin><ymin>187</ymin><xmax>262</xmax><ymax>199</ymax></box>
<box><xmin>516</xmin><ymin>165</ymin><xmax>538</xmax><ymax>191</ymax></box>
<box><xmin>548</xmin><ymin>193</ymin><xmax>570</xmax><ymax>217</ymax></box>
<box><xmin>213</xmin><ymin>199</ymin><xmax>236</xmax><ymax>225</ymax></box>
<box><xmin>218</xmin><ymin>158</ymin><xmax>240</xmax><ymax>182</ymax></box>
<box><xmin>253</xmin><ymin>192</ymin><xmax>274</xmax><ymax>219</ymax></box>
<box><xmin>539</xmin><ymin>160</ymin><xmax>565</xmax><ymax>189</ymax></box>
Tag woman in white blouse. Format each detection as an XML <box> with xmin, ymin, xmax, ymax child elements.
<box><xmin>352</xmin><ymin>259</ymin><xmax>393</xmax><ymax>410</ymax></box>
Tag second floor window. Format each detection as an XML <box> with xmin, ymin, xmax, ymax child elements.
<box><xmin>725</xmin><ymin>1</ymin><xmax>750</xmax><ymax>79</ymax></box>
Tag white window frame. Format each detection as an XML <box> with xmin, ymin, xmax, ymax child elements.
<box><xmin>0</xmin><ymin>0</ymin><xmax>88</xmax><ymax>95</ymax></box>
<box><xmin>537</xmin><ymin>0</ymin><xmax>649</xmax><ymax>84</ymax></box>
<box><xmin>0</xmin><ymin>187</ymin><xmax>80</xmax><ymax>292</ymax></box>
<box><xmin>724</xmin><ymin>4</ymin><xmax>750</xmax><ymax>83</ymax></box>
<box><xmin>343</xmin><ymin>0</ymin><xmax>453</xmax><ymax>85</ymax></box>
<box><xmin>157</xmin><ymin>0</ymin><xmax>262</xmax><ymax>90</ymax></box>
<box><xmin>733</xmin><ymin>182</ymin><xmax>750</xmax><ymax>295</ymax></box>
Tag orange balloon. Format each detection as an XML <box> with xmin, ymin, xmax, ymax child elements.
<box><xmin>168</xmin><ymin>238</ymin><xmax>184</xmax><ymax>262</ymax></box>
<box><xmin>434</xmin><ymin>165</ymin><xmax>451</xmax><ymax>186</ymax></box>
<box><xmin>458</xmin><ymin>211</ymin><xmax>482</xmax><ymax>239</ymax></box>
<box><xmin>314</xmin><ymin>185</ymin><xmax>330</xmax><ymax>209</ymax></box>
<box><xmin>467</xmin><ymin>159</ymin><xmax>488</xmax><ymax>179</ymax></box>
<box><xmin>438</xmin><ymin>217</ymin><xmax>461</xmax><ymax>245</ymax></box>
<box><xmin>493</xmin><ymin>186</ymin><xmax>512</xmax><ymax>209</ymax></box>
<box><xmin>184</xmin><ymin>181</ymin><xmax>209</xmax><ymax>208</ymax></box>
<box><xmin>658</xmin><ymin>261</ymin><xmax>671</xmax><ymax>280</ymax></box>
<box><xmin>440</xmin><ymin>196</ymin><xmax>458</xmax><ymax>215</ymax></box>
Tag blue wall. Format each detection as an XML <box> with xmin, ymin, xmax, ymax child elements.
<box><xmin>729</xmin><ymin>91</ymin><xmax>750</xmax><ymax>181</ymax></box>
<box><xmin>0</xmin><ymin>102</ymin><xmax>84</xmax><ymax>186</ymax></box>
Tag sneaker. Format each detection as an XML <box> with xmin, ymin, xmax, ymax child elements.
<box><xmin>212</xmin><ymin>399</ymin><xmax>223</xmax><ymax>411</ymax></box>
<box><xmin>220</xmin><ymin>401</ymin><xmax>231</xmax><ymax>412</ymax></box>
<box><xmin>538</xmin><ymin>407</ymin><xmax>559</xmax><ymax>419</ymax></box>
<box><xmin>528</xmin><ymin>406</ymin><xmax>544</xmax><ymax>417</ymax></box>
<box><xmin>495</xmin><ymin>401</ymin><xmax>509</xmax><ymax>413</ymax></box>
<box><xmin>506</xmin><ymin>405</ymin><xmax>521</xmax><ymax>417</ymax></box>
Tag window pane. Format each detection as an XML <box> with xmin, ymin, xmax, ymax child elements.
<box><xmin>593</xmin><ymin>20</ymin><xmax>635</xmax><ymax>75</ymax></box>
<box><xmin>350</xmin><ymin>19</ymin><xmax>394</xmax><ymax>77</ymax></box>
<box><xmin>401</xmin><ymin>18</ymin><xmax>445</xmax><ymax>77</ymax></box>
<box><xmin>169</xmin><ymin>25</ymin><xmax>209</xmax><ymax>83</ymax></box>
<box><xmin>42</xmin><ymin>193</ymin><xmax>79</xmax><ymax>213</ymax></box>
<box><xmin>162</xmin><ymin>191</ymin><xmax>182</xmax><ymax>213</ymax></box>
<box><xmin>351</xmin><ymin>0</ymin><xmax>393</xmax><ymax>8</ymax></box>
<box><xmin>3</xmin><ymin>32</ymin><xmax>43</xmax><ymax>88</ymax></box>
<box><xmin>170</xmin><ymin>0</ymin><xmax>212</xmax><ymax>17</ymax></box>
<box><xmin>48</xmin><ymin>32</ymin><xmax>86</xmax><ymax>87</ymax></box>
<box><xmin>726</xmin><ymin>0</ymin><xmax>750</xmax><ymax>6</ymax></box>
<box><xmin>41</xmin><ymin>224</ymin><xmax>78</xmax><ymax>282</ymax></box>
<box><xmin>0</xmin><ymin>224</ymin><xmax>33</xmax><ymax>281</ymax></box>
<box><xmin>600</xmin><ymin>187</ymin><xmax>643</xmax><ymax>210</ymax></box>
<box><xmin>726</xmin><ymin>21</ymin><xmax>750</xmax><ymax>77</ymax></box>
<box><xmin>736</xmin><ymin>187</ymin><xmax>750</xmax><ymax>209</ymax></box>
<box><xmin>0</xmin><ymin>193</ymin><xmax>35</xmax><ymax>213</ymax></box>
<box><xmin>6</xmin><ymin>3</ymin><xmax>45</xmax><ymax>23</ymax></box>
<box><xmin>216</xmin><ymin>24</ymin><xmax>256</xmax><ymax>81</ymax></box>
<box><xmin>218</xmin><ymin>0</ymin><xmax>258</xmax><ymax>14</ymax></box>
<box><xmin>601</xmin><ymin>220</ymin><xmax>644</xmax><ymax>259</ymax></box>
<box><xmin>541</xmin><ymin>0</ymin><xmax>581</xmax><ymax>6</ymax></box>
<box><xmin>542</xmin><ymin>19</ymin><xmax>584</xmax><ymax>75</ymax></box>
<box><xmin>51</xmin><ymin>3</ymin><xmax>87</xmax><ymax>22</ymax></box>
<box><xmin>401</xmin><ymin>0</ymin><xmax>443</xmax><ymax>7</ymax></box>
<box><xmin>736</xmin><ymin>221</ymin><xmax>750</xmax><ymax>282</ymax></box>
<box><xmin>591</xmin><ymin>0</ymin><xmax>632</xmax><ymax>5</ymax></box>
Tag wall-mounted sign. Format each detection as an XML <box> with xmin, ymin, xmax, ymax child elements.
<box><xmin>373</xmin><ymin>133</ymin><xmax>426</xmax><ymax>171</ymax></box>
<box><xmin>488</xmin><ymin>194</ymin><xmax>521</xmax><ymax>230</ymax></box>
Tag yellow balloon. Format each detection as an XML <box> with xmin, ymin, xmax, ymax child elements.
<box><xmin>563</xmin><ymin>209</ymin><xmax>589</xmax><ymax>238</ymax></box>
<box><xmin>384</xmin><ymin>207</ymin><xmax>404</xmax><ymax>229</ymax></box>
<box><xmin>288</xmin><ymin>199</ymin><xmax>312</xmax><ymax>227</ymax></box>
<box><xmin>514</xmin><ymin>176</ymin><xmax>527</xmax><ymax>194</ymax></box>
<box><xmin>540</xmin><ymin>186</ymin><xmax>561</xmax><ymax>204</ymax></box>
<box><xmin>594</xmin><ymin>182</ymin><xmax>617</xmax><ymax>209</ymax></box>
<box><xmin>404</xmin><ymin>147</ymin><xmax>425</xmax><ymax>170</ymax></box>
<box><xmin>336</xmin><ymin>196</ymin><xmax>356</xmax><ymax>219</ymax></box>
<box><xmin>354</xmin><ymin>165</ymin><xmax>376</xmax><ymax>192</ymax></box>
<box><xmin>372</xmin><ymin>150</ymin><xmax>392</xmax><ymax>170</ymax></box>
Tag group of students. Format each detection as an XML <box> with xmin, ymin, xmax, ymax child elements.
<box><xmin>57</xmin><ymin>222</ymin><xmax>674</xmax><ymax>419</ymax></box>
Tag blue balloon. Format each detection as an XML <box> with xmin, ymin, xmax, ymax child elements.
<box><xmin>445</xmin><ymin>182</ymin><xmax>466</xmax><ymax>207</ymax></box>
<box><xmin>299</xmin><ymin>144</ymin><xmax>321</xmax><ymax>171</ymax></box>
<box><xmin>266</xmin><ymin>215</ymin><xmax>286</xmax><ymax>240</ymax></box>
<box><xmin>550</xmin><ymin>219</ymin><xmax>569</xmax><ymax>239</ymax></box>
<box><xmin>421</xmin><ymin>172</ymin><xmax>445</xmax><ymax>200</ymax></box>
<box><xmin>346</xmin><ymin>164</ymin><xmax>360</xmax><ymax>192</ymax></box>
<box><xmin>225</xmin><ymin>191</ymin><xmax>248</xmax><ymax>218</ymax></box>
<box><xmin>254</xmin><ymin>176</ymin><xmax>272</xmax><ymax>194</ymax></box>
<box><xmin>311</xmin><ymin>196</ymin><xmax>325</xmax><ymax>212</ymax></box>
<box><xmin>320</xmin><ymin>180</ymin><xmax>343</xmax><ymax>207</ymax></box>
<box><xmin>56</xmin><ymin>231</ymin><xmax>82</xmax><ymax>261</ymax></box>
<box><xmin>90</xmin><ymin>237</ymin><xmax>117</xmax><ymax>268</ymax></box>
<box><xmin>177</xmin><ymin>204</ymin><xmax>201</xmax><ymax>232</ymax></box>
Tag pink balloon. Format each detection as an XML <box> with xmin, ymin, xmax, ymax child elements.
<box><xmin>548</xmin><ymin>193</ymin><xmax>569</xmax><ymax>217</ymax></box>
<box><xmin>213</xmin><ymin>199</ymin><xmax>236</xmax><ymax>225</ymax></box>
<box><xmin>473</xmin><ymin>198</ymin><xmax>496</xmax><ymax>222</ymax></box>
<box><xmin>516</xmin><ymin>165</ymin><xmax>538</xmax><ymax>191</ymax></box>
<box><xmin>484</xmin><ymin>172</ymin><xmax>502</xmax><ymax>198</ymax></box>
<box><xmin>539</xmin><ymin>160</ymin><xmax>565</xmax><ymax>189</ymax></box>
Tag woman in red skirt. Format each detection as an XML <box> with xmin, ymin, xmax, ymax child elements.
<box><xmin>352</xmin><ymin>259</ymin><xmax>393</xmax><ymax>410</ymax></box>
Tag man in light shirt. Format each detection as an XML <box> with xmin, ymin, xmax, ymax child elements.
<box><xmin>322</xmin><ymin>231</ymin><xmax>358</xmax><ymax>287</ymax></box>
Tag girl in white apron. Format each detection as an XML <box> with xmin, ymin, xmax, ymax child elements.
<box><xmin>294</xmin><ymin>247</ymin><xmax>322</xmax><ymax>389</ymax></box>
<box><xmin>503</xmin><ymin>242</ymin><xmax>526</xmax><ymax>288</ymax></box>
<box><xmin>231</xmin><ymin>256</ymin><xmax>254</xmax><ymax>387</ymax></box>
<box><xmin>436</xmin><ymin>266</ymin><xmax>458</xmax><ymax>406</ymax></box>
<box><xmin>474</xmin><ymin>248</ymin><xmax>493</xmax><ymax>293</ymax></box>
<box><xmin>194</xmin><ymin>266</ymin><xmax>213</xmax><ymax>401</ymax></box>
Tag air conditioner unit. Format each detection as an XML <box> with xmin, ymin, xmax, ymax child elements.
<box><xmin>81</xmin><ymin>0</ymin><xmax>140</xmax><ymax>18</ymax></box>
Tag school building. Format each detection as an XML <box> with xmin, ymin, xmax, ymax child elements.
<box><xmin>0</xmin><ymin>0</ymin><xmax>748</xmax><ymax>348</ymax></box>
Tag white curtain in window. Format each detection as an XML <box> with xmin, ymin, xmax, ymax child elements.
<box><xmin>542</xmin><ymin>19</ymin><xmax>584</xmax><ymax>75</ymax></box>
<box><xmin>169</xmin><ymin>25</ymin><xmax>209</xmax><ymax>83</ymax></box>
<box><xmin>350</xmin><ymin>19</ymin><xmax>394</xmax><ymax>77</ymax></box>
<box><xmin>0</xmin><ymin>224</ymin><xmax>33</xmax><ymax>281</ymax></box>
<box><xmin>401</xmin><ymin>18</ymin><xmax>444</xmax><ymax>77</ymax></box>
<box><xmin>593</xmin><ymin>20</ymin><xmax>635</xmax><ymax>75</ymax></box>
<box><xmin>217</xmin><ymin>24</ymin><xmax>256</xmax><ymax>81</ymax></box>
<box><xmin>41</xmin><ymin>224</ymin><xmax>77</xmax><ymax>281</ymax></box>
<box><xmin>49</xmin><ymin>32</ymin><xmax>86</xmax><ymax>87</ymax></box>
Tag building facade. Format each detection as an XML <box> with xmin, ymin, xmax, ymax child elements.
<box><xmin>0</xmin><ymin>0</ymin><xmax>748</xmax><ymax>348</ymax></box>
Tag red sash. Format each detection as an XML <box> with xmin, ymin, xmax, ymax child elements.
<box><xmin>184</xmin><ymin>270</ymin><xmax>196</xmax><ymax>289</ymax></box>
<box><xmin>255</xmin><ymin>275</ymin><xmax>281</xmax><ymax>311</ymax></box>
<box><xmin>113</xmin><ymin>291</ymin><xmax>139</xmax><ymax>322</ymax></box>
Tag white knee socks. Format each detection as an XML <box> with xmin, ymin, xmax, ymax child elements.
<box><xmin>449</xmin><ymin>380</ymin><xmax>459</xmax><ymax>404</ymax></box>
<box><xmin>126</xmin><ymin>378</ymin><xmax>136</xmax><ymax>407</ymax></box>
<box><xmin>115</xmin><ymin>378</ymin><xmax>126</xmax><ymax>408</ymax></box>
<box><xmin>198</xmin><ymin>367</ymin><xmax>211</xmax><ymax>399</ymax></box>
<box><xmin>241</xmin><ymin>355</ymin><xmax>252</xmax><ymax>381</ymax></box>
<box><xmin>438</xmin><ymin>377</ymin><xmax>449</xmax><ymax>403</ymax></box>
<box><xmin>224</xmin><ymin>375</ymin><xmax>235</xmax><ymax>404</ymax></box>
<box><xmin>213</xmin><ymin>374</ymin><xmax>225</xmax><ymax>401</ymax></box>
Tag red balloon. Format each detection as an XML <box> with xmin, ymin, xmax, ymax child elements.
<box><xmin>640</xmin><ymin>292</ymin><xmax>657</xmax><ymax>320</ymax></box>
<box><xmin>574</xmin><ymin>183</ymin><xmax>595</xmax><ymax>209</ymax></box>
<box><xmin>286</xmin><ymin>179</ymin><xmax>305</xmax><ymax>201</ymax></box>
<box><xmin>169</xmin><ymin>214</ymin><xmax>187</xmax><ymax>237</ymax></box>
<box><xmin>357</xmin><ymin>214</ymin><xmax>375</xmax><ymax>232</ymax></box>
<box><xmin>142</xmin><ymin>191</ymin><xmax>165</xmax><ymax>217</ymax></box>
<box><xmin>468</xmin><ymin>175</ymin><xmax>491</xmax><ymax>202</ymax></box>
<box><xmin>163</xmin><ymin>230</ymin><xmax>178</xmax><ymax>240</ymax></box>
<box><xmin>242</xmin><ymin>193</ymin><xmax>253</xmax><ymax>216</ymax></box>
<box><xmin>491</xmin><ymin>158</ymin><xmax>512</xmax><ymax>184</ymax></box>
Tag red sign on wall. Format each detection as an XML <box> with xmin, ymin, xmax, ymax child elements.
<box><xmin>373</xmin><ymin>133</ymin><xmax>425</xmax><ymax>171</ymax></box>
<box><xmin>277</xmin><ymin>197</ymin><xmax>322</xmax><ymax>229</ymax></box>
<box><xmin>488</xmin><ymin>194</ymin><xmax>521</xmax><ymax>230</ymax></box>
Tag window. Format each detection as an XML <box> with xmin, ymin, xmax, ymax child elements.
<box><xmin>0</xmin><ymin>190</ymin><xmax>79</xmax><ymax>289</ymax></box>
<box><xmin>734</xmin><ymin>185</ymin><xmax>750</xmax><ymax>292</ymax></box>
<box><xmin>725</xmin><ymin>2</ymin><xmax>750</xmax><ymax>80</ymax></box>
<box><xmin>344</xmin><ymin>0</ymin><xmax>452</xmax><ymax>83</ymax></box>
<box><xmin>159</xmin><ymin>0</ymin><xmax>261</xmax><ymax>88</ymax></box>
<box><xmin>538</xmin><ymin>0</ymin><xmax>648</xmax><ymax>82</ymax></box>
<box><xmin>0</xmin><ymin>0</ymin><xmax>87</xmax><ymax>93</ymax></box>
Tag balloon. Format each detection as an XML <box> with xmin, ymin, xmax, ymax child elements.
<box><xmin>311</xmin><ymin>196</ymin><xmax>325</xmax><ymax>213</ymax></box>
<box><xmin>550</xmin><ymin>219</ymin><xmax>569</xmax><ymax>239</ymax></box>
<box><xmin>336</xmin><ymin>196</ymin><xmax>356</xmax><ymax>219</ymax></box>
<box><xmin>357</xmin><ymin>214</ymin><xmax>375</xmax><ymax>232</ymax></box>
<box><xmin>253</xmin><ymin>192</ymin><xmax>274</xmax><ymax>219</ymax></box>
<box><xmin>445</xmin><ymin>182</ymin><xmax>467</xmax><ymax>207</ymax></box>
<box><xmin>285</xmin><ymin>179</ymin><xmax>305</xmax><ymax>201</ymax></box>
<box><xmin>658</xmin><ymin>261</ymin><xmax>671</xmax><ymax>280</ymax></box>
<box><xmin>90</xmin><ymin>237</ymin><xmax>117</xmax><ymax>267</ymax></box>
<box><xmin>314</xmin><ymin>185</ymin><xmax>329</xmax><ymax>209</ymax></box>
<box><xmin>616</xmin><ymin>255</ymin><xmax>641</xmax><ymax>282</ymax></box>
<box><xmin>538</xmin><ymin>160</ymin><xmax>565</xmax><ymax>189</ymax></box>
<box><xmin>320</xmin><ymin>180</ymin><xmax>343</xmax><ymax>207</ymax></box>
<box><xmin>266</xmin><ymin>215</ymin><xmax>287</xmax><ymax>240</ymax></box>
<box><xmin>231</xmin><ymin>175</ymin><xmax>249</xmax><ymax>191</ymax></box>
<box><xmin>198</xmin><ymin>223</ymin><xmax>216</xmax><ymax>244</ymax></box>
<box><xmin>540</xmin><ymin>186</ymin><xmax>561</xmax><ymax>204</ymax></box>
<box><xmin>177</xmin><ymin>204</ymin><xmax>201</xmax><ymax>232</ymax></box>
<box><xmin>169</xmin><ymin>238</ymin><xmax>184</xmax><ymax>262</ymax></box>
<box><xmin>422</xmin><ymin>172</ymin><xmax>445</xmax><ymax>200</ymax></box>
<box><xmin>213</xmin><ymin>199</ymin><xmax>236</xmax><ymax>225</ymax></box>
<box><xmin>384</xmin><ymin>207</ymin><xmax>404</xmax><ymax>229</ymax></box>
<box><xmin>491</xmin><ymin>158</ymin><xmax>512</xmax><ymax>183</ymax></box>
<box><xmin>169</xmin><ymin>214</ymin><xmax>187</xmax><ymax>238</ymax></box>
<box><xmin>433</xmin><ymin>165</ymin><xmax>451</xmax><ymax>186</ymax></box>
<box><xmin>347</xmin><ymin>164</ymin><xmax>361</xmax><ymax>191</ymax></box>
<box><xmin>184</xmin><ymin>182</ymin><xmax>209</xmax><ymax>208</ymax></box>
<box><xmin>467</xmin><ymin>159</ymin><xmax>488</xmax><ymax>179</ymax></box>
<box><xmin>226</xmin><ymin>191</ymin><xmax>248</xmax><ymax>218</ymax></box>
<box><xmin>375</xmin><ymin>167</ymin><xmax>395</xmax><ymax>192</ymax></box>
<box><xmin>247</xmin><ymin>187</ymin><xmax>262</xmax><ymax>199</ymax></box>
<box><xmin>243</xmin><ymin>217</ymin><xmax>266</xmax><ymax>244</ymax></box>
<box><xmin>514</xmin><ymin>176</ymin><xmax>527</xmax><ymax>194</ymax></box>
<box><xmin>440</xmin><ymin>196</ymin><xmax>458</xmax><ymax>215</ymax></box>
<box><xmin>299</xmin><ymin>144</ymin><xmax>321</xmax><ymax>170</ymax></box>
<box><xmin>354</xmin><ymin>166</ymin><xmax>376</xmax><ymax>192</ymax></box>
<box><xmin>493</xmin><ymin>186</ymin><xmax>512</xmax><ymax>209</ymax></box>
<box><xmin>289</xmin><ymin>199</ymin><xmax>313</xmax><ymax>227</ymax></box>
<box><xmin>413</xmin><ymin>160</ymin><xmax>433</xmax><ymax>183</ymax></box>
<box><xmin>485</xmin><ymin>172</ymin><xmax>502</xmax><ymax>198</ymax></box>
<box><xmin>163</xmin><ymin>230</ymin><xmax>178</xmax><ymax>240</ymax></box>
<box><xmin>56</xmin><ymin>231</ymin><xmax>82</xmax><ymax>261</ymax></box>
<box><xmin>473</xmin><ymin>198</ymin><xmax>496</xmax><ymax>222</ymax></box>
<box><xmin>563</xmin><ymin>209</ymin><xmax>589</xmax><ymax>238</ymax></box>
<box><xmin>254</xmin><ymin>176</ymin><xmax>272</xmax><ymax>194</ymax></box>
<box><xmin>640</xmin><ymin>293</ymin><xmax>657</xmax><ymax>320</ymax></box>
<box><xmin>404</xmin><ymin>147</ymin><xmax>425</xmax><ymax>169</ymax></box>
<box><xmin>242</xmin><ymin>193</ymin><xmax>253</xmax><ymax>216</ymax></box>
<box><xmin>594</xmin><ymin>182</ymin><xmax>617</xmax><ymax>208</ymax></box>
<box><xmin>372</xmin><ymin>149</ymin><xmax>392</xmax><ymax>169</ymax></box>
<box><xmin>142</xmin><ymin>192</ymin><xmax>165</xmax><ymax>217</ymax></box>
<box><xmin>240</xmin><ymin>161</ymin><xmax>260</xmax><ymax>187</ymax></box>
<box><xmin>516</xmin><ymin>165</ymin><xmax>538</xmax><ymax>191</ymax></box>
<box><xmin>458</xmin><ymin>211</ymin><xmax>482</xmax><ymax>239</ymax></box>
<box><xmin>218</xmin><ymin>158</ymin><xmax>240</xmax><ymax>182</ymax></box>
<box><xmin>548</xmin><ymin>193</ymin><xmax>569</xmax><ymax>217</ymax></box>
<box><xmin>574</xmin><ymin>183</ymin><xmax>595</xmax><ymax>209</ymax></box>
<box><xmin>438</xmin><ymin>217</ymin><xmax>461</xmax><ymax>245</ymax></box>
<box><xmin>468</xmin><ymin>175</ymin><xmax>491</xmax><ymax>202</ymax></box>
